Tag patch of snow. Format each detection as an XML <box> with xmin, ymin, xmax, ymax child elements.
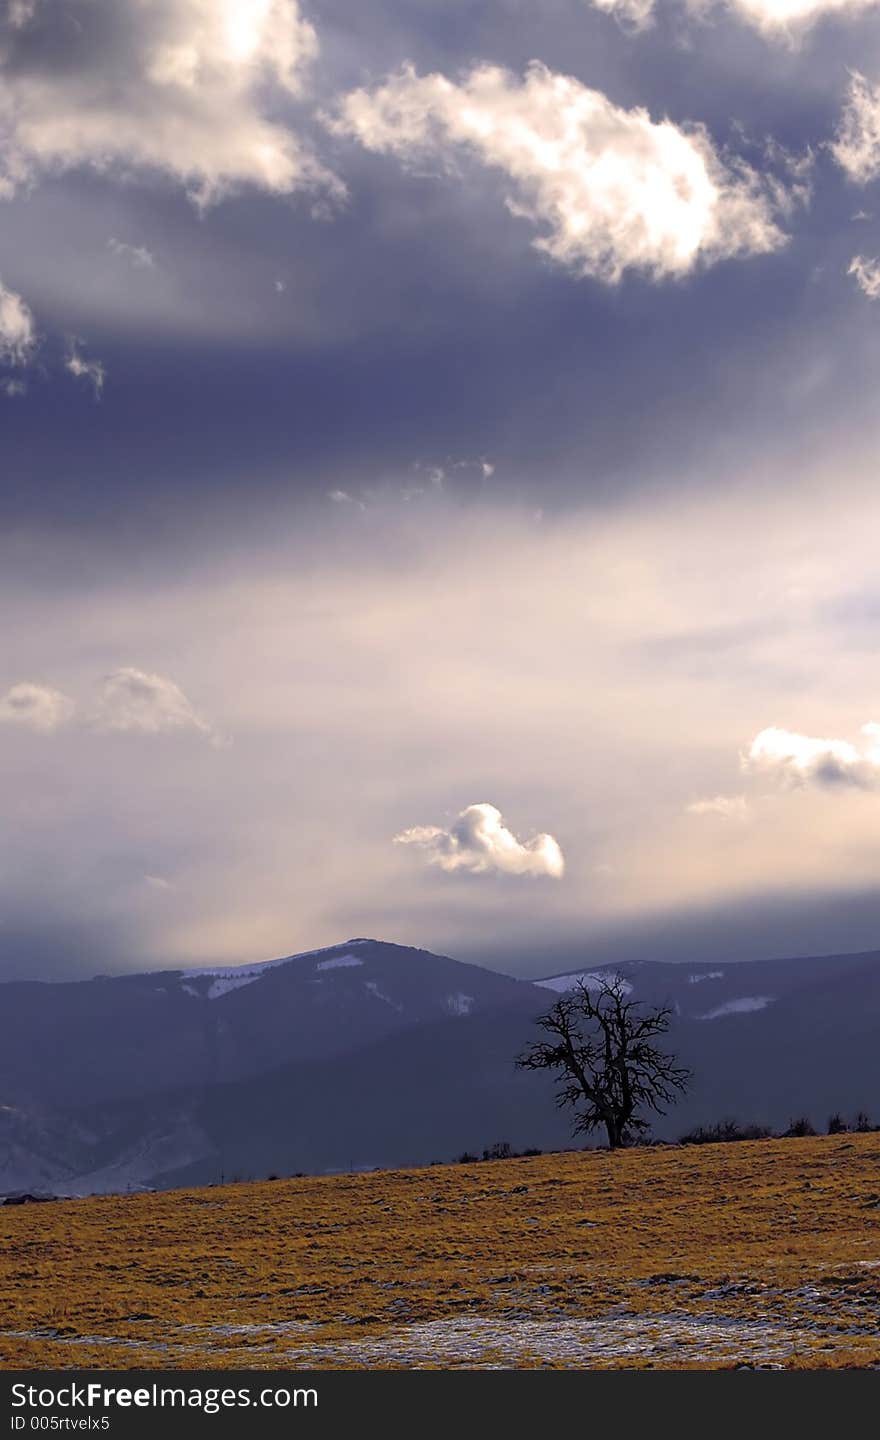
<box><xmin>688</xmin><ymin>971</ymin><xmax>724</xmax><ymax>984</ymax></box>
<box><xmin>205</xmin><ymin>974</ymin><xmax>265</xmax><ymax>1000</ymax></box>
<box><xmin>536</xmin><ymin>970</ymin><xmax>633</xmax><ymax>995</ymax></box>
<box><xmin>447</xmin><ymin>993</ymin><xmax>474</xmax><ymax>1016</ymax></box>
<box><xmin>364</xmin><ymin>981</ymin><xmax>403</xmax><ymax>1011</ymax></box>
<box><xmin>316</xmin><ymin>954</ymin><xmax>364</xmax><ymax>972</ymax></box>
<box><xmin>180</xmin><ymin>984</ymin><xmax>200</xmax><ymax>999</ymax></box>
<box><xmin>698</xmin><ymin>996</ymin><xmax>774</xmax><ymax>1021</ymax></box>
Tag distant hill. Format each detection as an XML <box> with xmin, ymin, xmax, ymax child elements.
<box><xmin>2</xmin><ymin>940</ymin><xmax>880</xmax><ymax>1194</ymax></box>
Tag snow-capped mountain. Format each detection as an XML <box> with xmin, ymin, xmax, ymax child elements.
<box><xmin>2</xmin><ymin>941</ymin><xmax>880</xmax><ymax>1196</ymax></box>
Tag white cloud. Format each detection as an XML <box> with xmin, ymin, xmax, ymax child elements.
<box><xmin>0</xmin><ymin>681</ymin><xmax>74</xmax><ymax>733</ymax></box>
<box><xmin>65</xmin><ymin>345</ymin><xmax>105</xmax><ymax>396</ymax></box>
<box><xmin>394</xmin><ymin>801</ymin><xmax>565</xmax><ymax>878</ymax></box>
<box><xmin>328</xmin><ymin>62</ymin><xmax>786</xmax><ymax>284</ymax></box>
<box><xmin>848</xmin><ymin>254</ymin><xmax>880</xmax><ymax>298</ymax></box>
<box><xmin>327</xmin><ymin>488</ymin><xmax>366</xmax><ymax>509</ymax></box>
<box><xmin>687</xmin><ymin>793</ymin><xmax>750</xmax><ymax>819</ymax></box>
<box><xmin>0</xmin><ymin>279</ymin><xmax>35</xmax><ymax>364</ymax></box>
<box><xmin>0</xmin><ymin>0</ymin><xmax>341</xmax><ymax>207</ymax></box>
<box><xmin>721</xmin><ymin>0</ymin><xmax>880</xmax><ymax>34</ymax></box>
<box><xmin>108</xmin><ymin>237</ymin><xmax>155</xmax><ymax>270</ymax></box>
<box><xmin>743</xmin><ymin>723</ymin><xmax>880</xmax><ymax>788</ymax></box>
<box><xmin>588</xmin><ymin>0</ymin><xmax>880</xmax><ymax>38</ymax></box>
<box><xmin>589</xmin><ymin>0</ymin><xmax>657</xmax><ymax>28</ymax></box>
<box><xmin>95</xmin><ymin>667</ymin><xmax>217</xmax><ymax>741</ymax></box>
<box><xmin>831</xmin><ymin>72</ymin><xmax>880</xmax><ymax>185</ymax></box>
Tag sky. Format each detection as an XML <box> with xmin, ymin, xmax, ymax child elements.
<box><xmin>7</xmin><ymin>1</ymin><xmax>880</xmax><ymax>980</ymax></box>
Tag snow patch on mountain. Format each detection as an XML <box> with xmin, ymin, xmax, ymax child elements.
<box><xmin>365</xmin><ymin>980</ymin><xmax>402</xmax><ymax>1010</ymax></box>
<box><xmin>698</xmin><ymin>996</ymin><xmax>774</xmax><ymax>1021</ymax></box>
<box><xmin>177</xmin><ymin>941</ymin><xmax>371</xmax><ymax>997</ymax></box>
<box><xmin>688</xmin><ymin>971</ymin><xmax>724</xmax><ymax>984</ymax></box>
<box><xmin>316</xmin><ymin>955</ymin><xmax>363</xmax><ymax>972</ymax></box>
<box><xmin>536</xmin><ymin>971</ymin><xmax>633</xmax><ymax>996</ymax></box>
<box><xmin>446</xmin><ymin>993</ymin><xmax>474</xmax><ymax>1016</ymax></box>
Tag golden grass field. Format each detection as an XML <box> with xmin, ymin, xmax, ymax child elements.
<box><xmin>2</xmin><ymin>1133</ymin><xmax>880</xmax><ymax>1370</ymax></box>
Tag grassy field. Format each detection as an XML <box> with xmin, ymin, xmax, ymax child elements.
<box><xmin>2</xmin><ymin>1133</ymin><xmax>880</xmax><ymax>1370</ymax></box>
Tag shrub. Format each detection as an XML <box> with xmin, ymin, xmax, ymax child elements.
<box><xmin>784</xmin><ymin>1117</ymin><xmax>817</xmax><ymax>1138</ymax></box>
<box><xmin>482</xmin><ymin>1141</ymin><xmax>514</xmax><ymax>1161</ymax></box>
<box><xmin>827</xmin><ymin>1114</ymin><xmax>848</xmax><ymax>1135</ymax></box>
<box><xmin>679</xmin><ymin>1119</ymin><xmax>771</xmax><ymax>1145</ymax></box>
<box><xmin>855</xmin><ymin>1111</ymin><xmax>876</xmax><ymax>1133</ymax></box>
<box><xmin>456</xmin><ymin>1151</ymin><xmax>479</xmax><ymax>1164</ymax></box>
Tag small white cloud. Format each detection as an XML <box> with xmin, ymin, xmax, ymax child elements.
<box><xmin>65</xmin><ymin>345</ymin><xmax>106</xmax><ymax>397</ymax></box>
<box><xmin>274</xmin><ymin>278</ymin><xmax>287</xmax><ymax>293</ymax></box>
<box><xmin>144</xmin><ymin>873</ymin><xmax>174</xmax><ymax>891</ymax></box>
<box><xmin>95</xmin><ymin>667</ymin><xmax>217</xmax><ymax>742</ymax></box>
<box><xmin>394</xmin><ymin>801</ymin><xmax>565</xmax><ymax>878</ymax></box>
<box><xmin>0</xmin><ymin>681</ymin><xmax>74</xmax><ymax>733</ymax></box>
<box><xmin>7</xmin><ymin>1</ymin><xmax>37</xmax><ymax>27</ymax></box>
<box><xmin>589</xmin><ymin>0</ymin><xmax>657</xmax><ymax>28</ymax></box>
<box><xmin>831</xmin><ymin>72</ymin><xmax>880</xmax><ymax>185</ymax></box>
<box><xmin>0</xmin><ymin>279</ymin><xmax>35</xmax><ymax>366</ymax></box>
<box><xmin>1</xmin><ymin>377</ymin><xmax>26</xmax><ymax>398</ymax></box>
<box><xmin>327</xmin><ymin>488</ymin><xmax>366</xmax><ymax>509</ymax></box>
<box><xmin>329</xmin><ymin>61</ymin><xmax>786</xmax><ymax>284</ymax></box>
<box><xmin>687</xmin><ymin>793</ymin><xmax>750</xmax><ymax>820</ymax></box>
<box><xmin>743</xmin><ymin>722</ymin><xmax>880</xmax><ymax>788</ymax></box>
<box><xmin>848</xmin><ymin>254</ymin><xmax>880</xmax><ymax>298</ymax></box>
<box><xmin>108</xmin><ymin>237</ymin><xmax>155</xmax><ymax>270</ymax></box>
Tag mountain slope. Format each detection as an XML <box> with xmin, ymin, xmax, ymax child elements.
<box><xmin>0</xmin><ymin>939</ymin><xmax>542</xmax><ymax>1108</ymax></box>
<box><xmin>3</xmin><ymin>941</ymin><xmax>880</xmax><ymax>1195</ymax></box>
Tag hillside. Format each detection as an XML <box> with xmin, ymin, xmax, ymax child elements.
<box><xmin>2</xmin><ymin>940</ymin><xmax>880</xmax><ymax>1195</ymax></box>
<box><xmin>2</xmin><ymin>1134</ymin><xmax>880</xmax><ymax>1370</ymax></box>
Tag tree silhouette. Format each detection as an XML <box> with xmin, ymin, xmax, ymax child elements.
<box><xmin>517</xmin><ymin>976</ymin><xmax>690</xmax><ymax>1149</ymax></box>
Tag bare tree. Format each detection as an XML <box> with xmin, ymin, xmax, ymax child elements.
<box><xmin>516</xmin><ymin>976</ymin><xmax>690</xmax><ymax>1149</ymax></box>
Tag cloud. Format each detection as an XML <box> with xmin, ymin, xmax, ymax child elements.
<box><xmin>65</xmin><ymin>345</ymin><xmax>105</xmax><ymax>396</ymax></box>
<box><xmin>589</xmin><ymin>0</ymin><xmax>657</xmax><ymax>27</ymax></box>
<box><xmin>108</xmin><ymin>237</ymin><xmax>155</xmax><ymax>270</ymax></box>
<box><xmin>328</xmin><ymin>62</ymin><xmax>787</xmax><ymax>285</ymax></box>
<box><xmin>743</xmin><ymin>723</ymin><xmax>880</xmax><ymax>788</ymax></box>
<box><xmin>687</xmin><ymin>794</ymin><xmax>750</xmax><ymax>819</ymax></box>
<box><xmin>587</xmin><ymin>0</ymin><xmax>880</xmax><ymax>37</ymax></box>
<box><xmin>0</xmin><ymin>0</ymin><xmax>341</xmax><ymax>207</ymax></box>
<box><xmin>721</xmin><ymin>0</ymin><xmax>880</xmax><ymax>34</ymax></box>
<box><xmin>0</xmin><ymin>279</ymin><xmax>35</xmax><ymax>364</ymax></box>
<box><xmin>831</xmin><ymin>71</ymin><xmax>880</xmax><ymax>185</ymax></box>
<box><xmin>95</xmin><ymin>667</ymin><xmax>218</xmax><ymax>741</ymax></box>
<box><xmin>0</xmin><ymin>681</ymin><xmax>74</xmax><ymax>733</ymax></box>
<box><xmin>848</xmin><ymin>254</ymin><xmax>880</xmax><ymax>298</ymax></box>
<box><xmin>394</xmin><ymin>802</ymin><xmax>565</xmax><ymax>878</ymax></box>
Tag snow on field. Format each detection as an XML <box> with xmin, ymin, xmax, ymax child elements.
<box><xmin>698</xmin><ymin>996</ymin><xmax>774</xmax><ymax>1021</ymax></box>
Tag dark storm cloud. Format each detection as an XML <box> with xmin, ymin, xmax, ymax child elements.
<box><xmin>0</xmin><ymin>0</ymin><xmax>876</xmax><ymax>547</ymax></box>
